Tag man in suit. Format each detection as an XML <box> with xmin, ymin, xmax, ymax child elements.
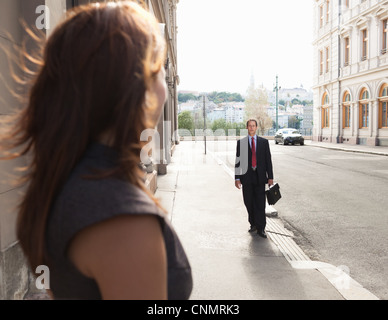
<box><xmin>235</xmin><ymin>119</ymin><xmax>274</xmax><ymax>238</ymax></box>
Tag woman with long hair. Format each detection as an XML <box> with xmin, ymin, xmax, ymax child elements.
<box><xmin>1</xmin><ymin>1</ymin><xmax>192</xmax><ymax>300</ymax></box>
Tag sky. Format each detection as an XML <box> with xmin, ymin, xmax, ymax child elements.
<box><xmin>176</xmin><ymin>0</ymin><xmax>314</xmax><ymax>95</ymax></box>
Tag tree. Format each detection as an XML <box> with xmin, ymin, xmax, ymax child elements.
<box><xmin>211</xmin><ymin>118</ymin><xmax>228</xmax><ymax>132</ymax></box>
<box><xmin>207</xmin><ymin>91</ymin><xmax>244</xmax><ymax>104</ymax></box>
<box><xmin>210</xmin><ymin>119</ymin><xmax>246</xmax><ymax>136</ymax></box>
<box><xmin>244</xmin><ymin>83</ymin><xmax>273</xmax><ymax>135</ymax></box>
<box><xmin>288</xmin><ymin>115</ymin><xmax>302</xmax><ymax>129</ymax></box>
<box><xmin>178</xmin><ymin>93</ymin><xmax>198</xmax><ymax>103</ymax></box>
<box><xmin>178</xmin><ymin>111</ymin><xmax>194</xmax><ymax>134</ymax></box>
<box><xmin>192</xmin><ymin>109</ymin><xmax>205</xmax><ymax>131</ymax></box>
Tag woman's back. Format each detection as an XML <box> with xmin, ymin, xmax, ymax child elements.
<box><xmin>46</xmin><ymin>143</ymin><xmax>192</xmax><ymax>300</ymax></box>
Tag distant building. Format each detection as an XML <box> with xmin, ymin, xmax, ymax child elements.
<box><xmin>178</xmin><ymin>101</ymin><xmax>196</xmax><ymax>113</ymax></box>
<box><xmin>302</xmin><ymin>104</ymin><xmax>314</xmax><ymax>131</ymax></box>
<box><xmin>224</xmin><ymin>103</ymin><xmax>245</xmax><ymax>123</ymax></box>
<box><xmin>268</xmin><ymin>86</ymin><xmax>313</xmax><ymax>104</ymax></box>
<box><xmin>313</xmin><ymin>0</ymin><xmax>388</xmax><ymax>146</ymax></box>
<box><xmin>277</xmin><ymin>114</ymin><xmax>291</xmax><ymax>128</ymax></box>
<box><xmin>280</xmin><ymin>87</ymin><xmax>314</xmax><ymax>102</ymax></box>
<box><xmin>270</xmin><ymin>103</ymin><xmax>312</xmax><ymax>131</ymax></box>
<box><xmin>179</xmin><ymin>98</ymin><xmax>244</xmax><ymax>125</ymax></box>
<box><xmin>289</xmin><ymin>104</ymin><xmax>305</xmax><ymax>115</ymax></box>
<box><xmin>208</xmin><ymin>108</ymin><xmax>226</xmax><ymax>122</ymax></box>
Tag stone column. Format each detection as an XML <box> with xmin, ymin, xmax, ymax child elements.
<box><xmin>45</xmin><ymin>0</ymin><xmax>67</xmax><ymax>37</ymax></box>
<box><xmin>351</xmin><ymin>102</ymin><xmax>359</xmax><ymax>144</ymax></box>
<box><xmin>315</xmin><ymin>106</ymin><xmax>322</xmax><ymax>141</ymax></box>
<box><xmin>367</xmin><ymin>99</ymin><xmax>378</xmax><ymax>146</ymax></box>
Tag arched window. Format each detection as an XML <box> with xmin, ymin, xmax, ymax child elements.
<box><xmin>343</xmin><ymin>91</ymin><xmax>351</xmax><ymax>128</ymax></box>
<box><xmin>322</xmin><ymin>93</ymin><xmax>330</xmax><ymax>128</ymax></box>
<box><xmin>379</xmin><ymin>84</ymin><xmax>388</xmax><ymax>128</ymax></box>
<box><xmin>359</xmin><ymin>88</ymin><xmax>369</xmax><ymax>128</ymax></box>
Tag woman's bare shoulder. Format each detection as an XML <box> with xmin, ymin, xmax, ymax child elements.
<box><xmin>67</xmin><ymin>214</ymin><xmax>167</xmax><ymax>299</ymax></box>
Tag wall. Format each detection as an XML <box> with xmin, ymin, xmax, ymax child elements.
<box><xmin>0</xmin><ymin>0</ymin><xmax>48</xmax><ymax>300</ymax></box>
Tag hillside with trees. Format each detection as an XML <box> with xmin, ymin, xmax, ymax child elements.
<box><xmin>207</xmin><ymin>91</ymin><xmax>244</xmax><ymax>104</ymax></box>
<box><xmin>178</xmin><ymin>93</ymin><xmax>199</xmax><ymax>103</ymax></box>
<box><xmin>178</xmin><ymin>91</ymin><xmax>244</xmax><ymax>104</ymax></box>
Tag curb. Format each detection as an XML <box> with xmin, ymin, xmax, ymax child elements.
<box><xmin>307</xmin><ymin>142</ymin><xmax>388</xmax><ymax>157</ymax></box>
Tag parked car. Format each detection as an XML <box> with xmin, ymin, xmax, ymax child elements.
<box><xmin>274</xmin><ymin>128</ymin><xmax>304</xmax><ymax>145</ymax></box>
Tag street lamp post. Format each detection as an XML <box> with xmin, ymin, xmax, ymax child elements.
<box><xmin>203</xmin><ymin>94</ymin><xmax>207</xmax><ymax>154</ymax></box>
<box><xmin>273</xmin><ymin>75</ymin><xmax>281</xmax><ymax>131</ymax></box>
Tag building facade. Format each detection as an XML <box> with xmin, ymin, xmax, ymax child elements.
<box><xmin>148</xmin><ymin>0</ymin><xmax>180</xmax><ymax>173</ymax></box>
<box><xmin>313</xmin><ymin>0</ymin><xmax>388</xmax><ymax>146</ymax></box>
<box><xmin>0</xmin><ymin>0</ymin><xmax>179</xmax><ymax>299</ymax></box>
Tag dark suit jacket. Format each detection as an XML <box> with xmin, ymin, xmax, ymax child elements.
<box><xmin>235</xmin><ymin>135</ymin><xmax>274</xmax><ymax>185</ymax></box>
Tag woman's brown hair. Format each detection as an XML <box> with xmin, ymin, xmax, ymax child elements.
<box><xmin>0</xmin><ymin>1</ymin><xmax>166</xmax><ymax>270</ymax></box>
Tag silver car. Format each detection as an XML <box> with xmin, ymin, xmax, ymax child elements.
<box><xmin>274</xmin><ymin>129</ymin><xmax>304</xmax><ymax>145</ymax></box>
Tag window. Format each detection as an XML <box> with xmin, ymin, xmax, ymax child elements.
<box><xmin>320</xmin><ymin>50</ymin><xmax>324</xmax><ymax>75</ymax></box>
<box><xmin>322</xmin><ymin>93</ymin><xmax>330</xmax><ymax>128</ymax></box>
<box><xmin>361</xmin><ymin>29</ymin><xmax>368</xmax><ymax>61</ymax></box>
<box><xmin>326</xmin><ymin>1</ymin><xmax>330</xmax><ymax>25</ymax></box>
<box><xmin>320</xmin><ymin>5</ymin><xmax>324</xmax><ymax>28</ymax></box>
<box><xmin>343</xmin><ymin>92</ymin><xmax>351</xmax><ymax>128</ymax></box>
<box><xmin>326</xmin><ymin>47</ymin><xmax>330</xmax><ymax>73</ymax></box>
<box><xmin>379</xmin><ymin>84</ymin><xmax>388</xmax><ymax>128</ymax></box>
<box><xmin>322</xmin><ymin>108</ymin><xmax>330</xmax><ymax>128</ymax></box>
<box><xmin>359</xmin><ymin>88</ymin><xmax>369</xmax><ymax>128</ymax></box>
<box><xmin>382</xmin><ymin>19</ymin><xmax>388</xmax><ymax>55</ymax></box>
<box><xmin>344</xmin><ymin>37</ymin><xmax>350</xmax><ymax>66</ymax></box>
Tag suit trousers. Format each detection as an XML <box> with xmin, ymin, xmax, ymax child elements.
<box><xmin>242</xmin><ymin>171</ymin><xmax>266</xmax><ymax>231</ymax></box>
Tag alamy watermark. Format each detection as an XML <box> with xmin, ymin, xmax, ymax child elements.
<box><xmin>35</xmin><ymin>265</ymin><xmax>50</xmax><ymax>290</ymax></box>
<box><xmin>35</xmin><ymin>5</ymin><xmax>50</xmax><ymax>30</ymax></box>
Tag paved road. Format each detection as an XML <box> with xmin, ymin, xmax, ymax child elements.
<box><xmin>206</xmin><ymin>139</ymin><xmax>388</xmax><ymax>300</ymax></box>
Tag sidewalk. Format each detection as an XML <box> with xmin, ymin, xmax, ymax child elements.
<box><xmin>306</xmin><ymin>139</ymin><xmax>388</xmax><ymax>156</ymax></box>
<box><xmin>155</xmin><ymin>141</ymin><xmax>380</xmax><ymax>300</ymax></box>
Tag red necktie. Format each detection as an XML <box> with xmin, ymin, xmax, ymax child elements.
<box><xmin>252</xmin><ymin>136</ymin><xmax>257</xmax><ymax>168</ymax></box>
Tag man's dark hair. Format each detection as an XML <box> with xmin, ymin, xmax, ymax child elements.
<box><xmin>246</xmin><ymin>119</ymin><xmax>258</xmax><ymax>127</ymax></box>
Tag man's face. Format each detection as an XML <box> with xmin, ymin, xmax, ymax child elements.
<box><xmin>247</xmin><ymin>121</ymin><xmax>257</xmax><ymax>136</ymax></box>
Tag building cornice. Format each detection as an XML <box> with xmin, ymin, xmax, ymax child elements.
<box><xmin>313</xmin><ymin>64</ymin><xmax>388</xmax><ymax>89</ymax></box>
<box><xmin>314</xmin><ymin>1</ymin><xmax>388</xmax><ymax>43</ymax></box>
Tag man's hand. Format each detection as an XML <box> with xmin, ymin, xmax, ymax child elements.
<box><xmin>235</xmin><ymin>180</ymin><xmax>242</xmax><ymax>189</ymax></box>
<box><xmin>268</xmin><ymin>179</ymin><xmax>274</xmax><ymax>187</ymax></box>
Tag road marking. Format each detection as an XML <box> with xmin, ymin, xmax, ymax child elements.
<box><xmin>266</xmin><ymin>217</ymin><xmax>379</xmax><ymax>300</ymax></box>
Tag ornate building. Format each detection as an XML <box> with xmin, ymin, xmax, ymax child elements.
<box><xmin>0</xmin><ymin>0</ymin><xmax>179</xmax><ymax>299</ymax></box>
<box><xmin>148</xmin><ymin>0</ymin><xmax>180</xmax><ymax>174</ymax></box>
<box><xmin>313</xmin><ymin>0</ymin><xmax>388</xmax><ymax>146</ymax></box>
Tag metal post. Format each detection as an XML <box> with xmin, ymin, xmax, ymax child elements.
<box><xmin>203</xmin><ymin>94</ymin><xmax>207</xmax><ymax>154</ymax></box>
<box><xmin>274</xmin><ymin>75</ymin><xmax>280</xmax><ymax>131</ymax></box>
<box><xmin>337</xmin><ymin>0</ymin><xmax>342</xmax><ymax>143</ymax></box>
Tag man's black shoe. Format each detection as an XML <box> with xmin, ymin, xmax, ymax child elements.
<box><xmin>257</xmin><ymin>230</ymin><xmax>267</xmax><ymax>238</ymax></box>
<box><xmin>248</xmin><ymin>226</ymin><xmax>257</xmax><ymax>233</ymax></box>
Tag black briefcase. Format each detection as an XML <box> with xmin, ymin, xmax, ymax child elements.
<box><xmin>266</xmin><ymin>183</ymin><xmax>281</xmax><ymax>205</ymax></box>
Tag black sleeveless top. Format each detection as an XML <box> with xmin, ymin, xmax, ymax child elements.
<box><xmin>46</xmin><ymin>143</ymin><xmax>192</xmax><ymax>300</ymax></box>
